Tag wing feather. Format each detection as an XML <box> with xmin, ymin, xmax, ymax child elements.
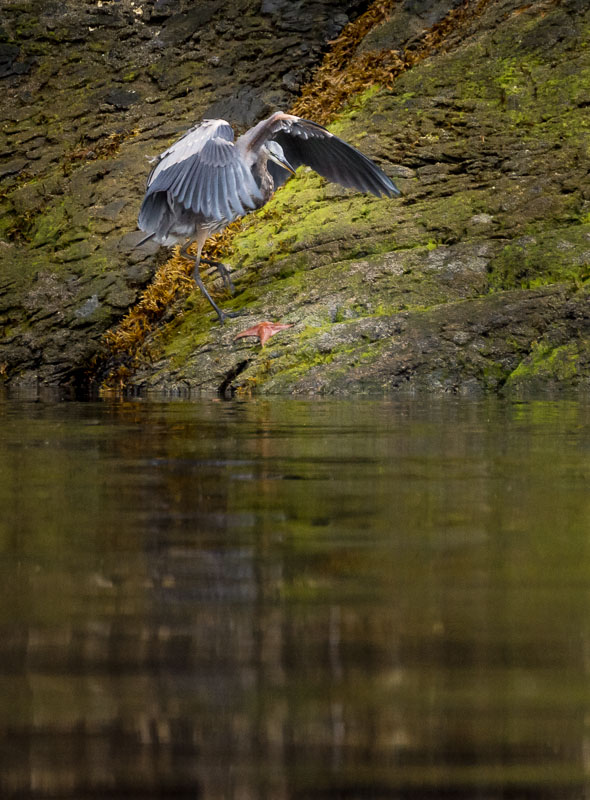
<box><xmin>138</xmin><ymin>192</ymin><xmax>166</xmax><ymax>232</ymax></box>
<box><xmin>210</xmin><ymin>167</ymin><xmax>221</xmax><ymax>220</ymax></box>
<box><xmin>280</xmin><ymin>125</ymin><xmax>398</xmax><ymax>197</ymax></box>
<box><xmin>147</xmin><ymin>120</ymin><xmax>234</xmax><ymax>186</ymax></box>
<box><xmin>219</xmin><ymin>167</ymin><xmax>236</xmax><ymax>221</ymax></box>
<box><xmin>239</xmin><ymin>112</ymin><xmax>400</xmax><ymax>198</ymax></box>
<box><xmin>139</xmin><ymin>112</ymin><xmax>399</xmax><ymax>241</ymax></box>
<box><xmin>143</xmin><ymin>119</ymin><xmax>262</xmax><ymax>224</ymax></box>
<box><xmin>236</xmin><ymin>160</ymin><xmax>260</xmax><ymax>210</ymax></box>
<box><xmin>224</xmin><ymin>162</ymin><xmax>242</xmax><ymax>216</ymax></box>
<box><xmin>175</xmin><ymin>155</ymin><xmax>199</xmax><ymax>206</ymax></box>
<box><xmin>319</xmin><ymin>138</ymin><xmax>383</xmax><ymax>195</ymax></box>
<box><xmin>191</xmin><ymin>161</ymin><xmax>207</xmax><ymax>215</ymax></box>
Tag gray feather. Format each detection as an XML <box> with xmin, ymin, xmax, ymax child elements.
<box><xmin>238</xmin><ymin>112</ymin><xmax>400</xmax><ymax>198</ymax></box>
<box><xmin>138</xmin><ymin>112</ymin><xmax>399</xmax><ymax>255</ymax></box>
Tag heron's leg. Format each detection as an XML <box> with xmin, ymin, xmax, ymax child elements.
<box><xmin>192</xmin><ymin>270</ymin><xmax>233</xmax><ymax>324</ymax></box>
<box><xmin>180</xmin><ymin>242</ymin><xmax>240</xmax><ymax>325</ymax></box>
<box><xmin>179</xmin><ymin>241</ymin><xmax>197</xmax><ymax>262</ymax></box>
<box><xmin>200</xmin><ymin>256</ymin><xmax>235</xmax><ymax>295</ymax></box>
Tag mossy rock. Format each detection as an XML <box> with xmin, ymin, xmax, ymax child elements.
<box><xmin>2</xmin><ymin>0</ymin><xmax>590</xmax><ymax>393</ymax></box>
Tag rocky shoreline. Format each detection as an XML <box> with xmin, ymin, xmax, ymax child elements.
<box><xmin>1</xmin><ymin>0</ymin><xmax>588</xmax><ymax>395</ymax></box>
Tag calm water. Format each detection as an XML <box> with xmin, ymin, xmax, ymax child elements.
<box><xmin>0</xmin><ymin>396</ymin><xmax>589</xmax><ymax>799</ymax></box>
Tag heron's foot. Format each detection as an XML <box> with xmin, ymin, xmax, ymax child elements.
<box><xmin>216</xmin><ymin>309</ymin><xmax>244</xmax><ymax>325</ymax></box>
<box><xmin>201</xmin><ymin>257</ymin><xmax>235</xmax><ymax>294</ymax></box>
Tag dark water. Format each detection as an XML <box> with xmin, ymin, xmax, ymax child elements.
<box><xmin>0</xmin><ymin>396</ymin><xmax>589</xmax><ymax>800</ymax></box>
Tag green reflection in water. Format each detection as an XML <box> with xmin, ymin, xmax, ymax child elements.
<box><xmin>0</xmin><ymin>397</ymin><xmax>589</xmax><ymax>799</ymax></box>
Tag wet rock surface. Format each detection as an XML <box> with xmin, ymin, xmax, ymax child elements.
<box><xmin>1</xmin><ymin>0</ymin><xmax>589</xmax><ymax>394</ymax></box>
<box><xmin>0</xmin><ymin>0</ymin><xmax>363</xmax><ymax>387</ymax></box>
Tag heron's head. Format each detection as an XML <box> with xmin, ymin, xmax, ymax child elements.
<box><xmin>264</xmin><ymin>140</ymin><xmax>295</xmax><ymax>174</ymax></box>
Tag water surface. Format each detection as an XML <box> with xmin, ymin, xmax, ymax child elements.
<box><xmin>0</xmin><ymin>397</ymin><xmax>589</xmax><ymax>799</ymax></box>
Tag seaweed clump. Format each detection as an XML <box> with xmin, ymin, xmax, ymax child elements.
<box><xmin>100</xmin><ymin>248</ymin><xmax>194</xmax><ymax>387</ymax></box>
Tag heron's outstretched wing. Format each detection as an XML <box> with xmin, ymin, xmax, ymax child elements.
<box><xmin>240</xmin><ymin>111</ymin><xmax>401</xmax><ymax>197</ymax></box>
<box><xmin>140</xmin><ymin>119</ymin><xmax>263</xmax><ymax>227</ymax></box>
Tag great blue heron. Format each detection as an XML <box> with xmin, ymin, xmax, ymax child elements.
<box><xmin>138</xmin><ymin>111</ymin><xmax>400</xmax><ymax>323</ymax></box>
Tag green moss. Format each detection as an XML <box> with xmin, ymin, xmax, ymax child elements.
<box><xmin>142</xmin><ymin>1</ymin><xmax>590</xmax><ymax>391</ymax></box>
<box><xmin>327</xmin><ymin>85</ymin><xmax>383</xmax><ymax>131</ymax></box>
<box><xmin>481</xmin><ymin>362</ymin><xmax>510</xmax><ymax>387</ymax></box>
<box><xmin>0</xmin><ymin>201</ymin><xmax>19</xmax><ymax>240</ymax></box>
<box><xmin>231</xmin><ymin>320</ymin><xmax>392</xmax><ymax>393</ymax></box>
<box><xmin>29</xmin><ymin>200</ymin><xmax>72</xmax><ymax>249</ymax></box>
<box><xmin>14</xmin><ymin>0</ymin><xmax>580</xmax><ymax>395</ymax></box>
<box><xmin>157</xmin><ymin>294</ymin><xmax>221</xmax><ymax>364</ymax></box>
<box><xmin>489</xmin><ymin>224</ymin><xmax>590</xmax><ymax>290</ymax></box>
<box><xmin>506</xmin><ymin>341</ymin><xmax>587</xmax><ymax>389</ymax></box>
<box><xmin>232</xmin><ymin>187</ymin><xmax>405</xmax><ymax>275</ymax></box>
<box><xmin>391</xmin><ymin>12</ymin><xmax>590</xmax><ymax>140</ymax></box>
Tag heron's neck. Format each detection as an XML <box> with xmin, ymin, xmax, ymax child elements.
<box><xmin>252</xmin><ymin>155</ymin><xmax>274</xmax><ymax>203</ymax></box>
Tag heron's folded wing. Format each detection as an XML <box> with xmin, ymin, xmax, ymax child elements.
<box><xmin>146</xmin><ymin>132</ymin><xmax>263</xmax><ymax>222</ymax></box>
<box><xmin>146</xmin><ymin>120</ymin><xmax>233</xmax><ymax>186</ymax></box>
<box><xmin>262</xmin><ymin>115</ymin><xmax>400</xmax><ymax>198</ymax></box>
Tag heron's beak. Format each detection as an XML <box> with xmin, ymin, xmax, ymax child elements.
<box><xmin>268</xmin><ymin>150</ymin><xmax>295</xmax><ymax>175</ymax></box>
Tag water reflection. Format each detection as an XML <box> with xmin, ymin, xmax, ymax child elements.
<box><xmin>0</xmin><ymin>398</ymin><xmax>589</xmax><ymax>798</ymax></box>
